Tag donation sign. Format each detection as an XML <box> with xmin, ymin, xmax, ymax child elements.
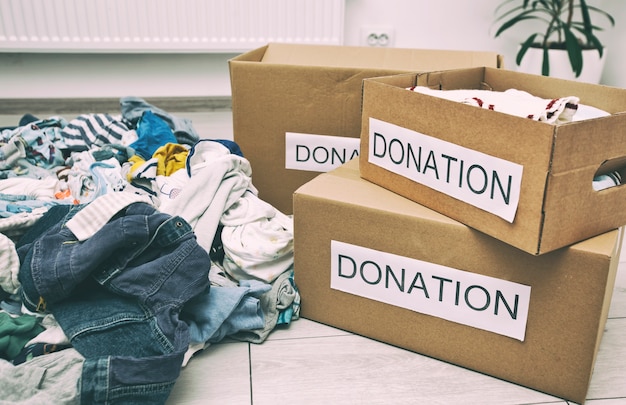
<box><xmin>286</xmin><ymin>132</ymin><xmax>359</xmax><ymax>172</ymax></box>
<box><xmin>331</xmin><ymin>240</ymin><xmax>531</xmax><ymax>341</ymax></box>
<box><xmin>368</xmin><ymin>118</ymin><xmax>523</xmax><ymax>222</ymax></box>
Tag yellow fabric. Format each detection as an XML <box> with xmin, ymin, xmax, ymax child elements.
<box><xmin>154</xmin><ymin>143</ymin><xmax>189</xmax><ymax>176</ymax></box>
<box><xmin>127</xmin><ymin>154</ymin><xmax>146</xmax><ymax>181</ymax></box>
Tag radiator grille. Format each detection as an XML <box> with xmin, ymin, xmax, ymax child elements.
<box><xmin>0</xmin><ymin>0</ymin><xmax>345</xmax><ymax>52</ymax></box>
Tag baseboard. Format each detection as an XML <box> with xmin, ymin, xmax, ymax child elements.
<box><xmin>0</xmin><ymin>96</ymin><xmax>232</xmax><ymax>115</ymax></box>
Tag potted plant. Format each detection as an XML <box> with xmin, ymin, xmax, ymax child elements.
<box><xmin>493</xmin><ymin>0</ymin><xmax>615</xmax><ymax>82</ymax></box>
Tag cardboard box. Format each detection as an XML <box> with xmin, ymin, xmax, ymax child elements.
<box><xmin>293</xmin><ymin>159</ymin><xmax>621</xmax><ymax>404</ymax></box>
<box><xmin>360</xmin><ymin>68</ymin><xmax>626</xmax><ymax>254</ymax></box>
<box><xmin>229</xmin><ymin>43</ymin><xmax>503</xmax><ymax>214</ymax></box>
<box><xmin>359</xmin><ymin>67</ymin><xmax>626</xmax><ymax>255</ymax></box>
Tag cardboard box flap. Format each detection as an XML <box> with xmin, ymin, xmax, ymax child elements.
<box><xmin>415</xmin><ymin>66</ymin><xmax>488</xmax><ymax>90</ymax></box>
<box><xmin>258</xmin><ymin>43</ymin><xmax>502</xmax><ymax>70</ymax></box>
<box><xmin>229</xmin><ymin>44</ymin><xmax>268</xmax><ymax>63</ymax></box>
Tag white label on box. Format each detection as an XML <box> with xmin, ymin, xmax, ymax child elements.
<box><xmin>285</xmin><ymin>132</ymin><xmax>360</xmax><ymax>172</ymax></box>
<box><xmin>331</xmin><ymin>240</ymin><xmax>531</xmax><ymax>341</ymax></box>
<box><xmin>368</xmin><ymin>118</ymin><xmax>523</xmax><ymax>223</ymax></box>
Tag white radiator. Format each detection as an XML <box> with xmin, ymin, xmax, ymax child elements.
<box><xmin>0</xmin><ymin>0</ymin><xmax>345</xmax><ymax>53</ymax></box>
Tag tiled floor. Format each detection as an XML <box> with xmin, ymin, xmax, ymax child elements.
<box><xmin>1</xmin><ymin>106</ymin><xmax>625</xmax><ymax>405</ymax></box>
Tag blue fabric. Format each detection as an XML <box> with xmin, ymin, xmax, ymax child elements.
<box><xmin>130</xmin><ymin>110</ymin><xmax>178</xmax><ymax>160</ymax></box>
<box><xmin>120</xmin><ymin>97</ymin><xmax>200</xmax><ymax>147</ymax></box>
<box><xmin>17</xmin><ymin>202</ymin><xmax>210</xmax><ymax>405</ymax></box>
<box><xmin>277</xmin><ymin>270</ymin><xmax>300</xmax><ymax>325</ymax></box>
<box><xmin>182</xmin><ymin>280</ymin><xmax>270</xmax><ymax>344</ymax></box>
<box><xmin>210</xmin><ymin>139</ymin><xmax>244</xmax><ymax>157</ymax></box>
<box><xmin>184</xmin><ymin>139</ymin><xmax>245</xmax><ymax>178</ymax></box>
<box><xmin>0</xmin><ymin>193</ymin><xmax>58</xmax><ymax>218</ymax></box>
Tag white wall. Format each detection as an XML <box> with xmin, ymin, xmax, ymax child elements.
<box><xmin>594</xmin><ymin>0</ymin><xmax>626</xmax><ymax>88</ymax></box>
<box><xmin>0</xmin><ymin>0</ymin><xmax>623</xmax><ymax>99</ymax></box>
<box><xmin>345</xmin><ymin>0</ymin><xmax>624</xmax><ymax>85</ymax></box>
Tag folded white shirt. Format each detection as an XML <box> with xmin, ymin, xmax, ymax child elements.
<box><xmin>408</xmin><ymin>86</ymin><xmax>582</xmax><ymax>124</ymax></box>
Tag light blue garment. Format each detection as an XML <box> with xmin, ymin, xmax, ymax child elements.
<box><xmin>0</xmin><ymin>193</ymin><xmax>57</xmax><ymax>218</ymax></box>
<box><xmin>277</xmin><ymin>270</ymin><xmax>300</xmax><ymax>325</ymax></box>
<box><xmin>231</xmin><ymin>268</ymin><xmax>301</xmax><ymax>343</ymax></box>
<box><xmin>182</xmin><ymin>279</ymin><xmax>270</xmax><ymax>344</ymax></box>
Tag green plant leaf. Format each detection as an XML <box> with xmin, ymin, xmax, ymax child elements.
<box><xmin>563</xmin><ymin>27</ymin><xmax>584</xmax><ymax>76</ymax></box>
<box><xmin>494</xmin><ymin>14</ymin><xmax>542</xmax><ymax>37</ymax></box>
<box><xmin>493</xmin><ymin>0</ymin><xmax>614</xmax><ymax>78</ymax></box>
<box><xmin>494</xmin><ymin>0</ymin><xmax>522</xmax><ymax>17</ymax></box>
<box><xmin>587</xmin><ymin>33</ymin><xmax>604</xmax><ymax>57</ymax></box>
<box><xmin>579</xmin><ymin>0</ymin><xmax>593</xmax><ymax>32</ymax></box>
<box><xmin>541</xmin><ymin>47</ymin><xmax>550</xmax><ymax>76</ymax></box>
<box><xmin>516</xmin><ymin>34</ymin><xmax>539</xmax><ymax>65</ymax></box>
<box><xmin>534</xmin><ymin>0</ymin><xmax>552</xmax><ymax>11</ymax></box>
<box><xmin>587</xmin><ymin>6</ymin><xmax>616</xmax><ymax>27</ymax></box>
<box><xmin>571</xmin><ymin>25</ymin><xmax>604</xmax><ymax>56</ymax></box>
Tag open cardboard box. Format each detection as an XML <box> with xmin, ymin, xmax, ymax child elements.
<box><xmin>293</xmin><ymin>159</ymin><xmax>622</xmax><ymax>404</ymax></box>
<box><xmin>229</xmin><ymin>43</ymin><xmax>503</xmax><ymax>214</ymax></box>
<box><xmin>359</xmin><ymin>67</ymin><xmax>626</xmax><ymax>255</ymax></box>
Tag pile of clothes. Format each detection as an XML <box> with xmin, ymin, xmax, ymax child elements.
<box><xmin>0</xmin><ymin>97</ymin><xmax>300</xmax><ymax>404</ymax></box>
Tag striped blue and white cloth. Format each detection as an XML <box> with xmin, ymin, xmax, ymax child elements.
<box><xmin>60</xmin><ymin>113</ymin><xmax>137</xmax><ymax>152</ymax></box>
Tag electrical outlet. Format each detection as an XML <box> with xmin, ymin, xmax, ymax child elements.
<box><xmin>360</xmin><ymin>26</ymin><xmax>394</xmax><ymax>47</ymax></box>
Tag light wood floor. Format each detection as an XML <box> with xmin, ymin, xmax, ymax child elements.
<box><xmin>1</xmin><ymin>105</ymin><xmax>625</xmax><ymax>405</ymax></box>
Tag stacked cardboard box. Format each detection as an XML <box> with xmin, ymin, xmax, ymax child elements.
<box><xmin>229</xmin><ymin>43</ymin><xmax>502</xmax><ymax>214</ymax></box>
<box><xmin>228</xmin><ymin>43</ymin><xmax>626</xmax><ymax>403</ymax></box>
<box><xmin>359</xmin><ymin>67</ymin><xmax>626</xmax><ymax>255</ymax></box>
<box><xmin>291</xmin><ymin>67</ymin><xmax>626</xmax><ymax>403</ymax></box>
<box><xmin>293</xmin><ymin>159</ymin><xmax>622</xmax><ymax>404</ymax></box>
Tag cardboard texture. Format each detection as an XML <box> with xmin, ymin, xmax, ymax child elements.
<box><xmin>359</xmin><ymin>67</ymin><xmax>626</xmax><ymax>255</ymax></box>
<box><xmin>293</xmin><ymin>159</ymin><xmax>621</xmax><ymax>404</ymax></box>
<box><xmin>229</xmin><ymin>43</ymin><xmax>503</xmax><ymax>214</ymax></box>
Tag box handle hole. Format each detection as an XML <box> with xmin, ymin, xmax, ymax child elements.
<box><xmin>593</xmin><ymin>157</ymin><xmax>626</xmax><ymax>191</ymax></box>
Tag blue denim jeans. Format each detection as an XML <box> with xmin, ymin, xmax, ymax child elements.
<box><xmin>18</xmin><ymin>202</ymin><xmax>210</xmax><ymax>404</ymax></box>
